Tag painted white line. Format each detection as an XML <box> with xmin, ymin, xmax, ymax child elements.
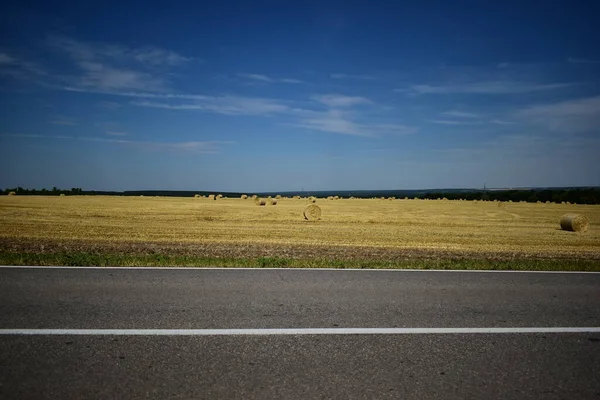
<box><xmin>1</xmin><ymin>327</ymin><xmax>599</xmax><ymax>336</ymax></box>
<box><xmin>1</xmin><ymin>266</ymin><xmax>599</xmax><ymax>274</ymax></box>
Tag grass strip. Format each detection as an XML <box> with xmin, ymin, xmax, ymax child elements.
<box><xmin>1</xmin><ymin>252</ymin><xmax>599</xmax><ymax>271</ymax></box>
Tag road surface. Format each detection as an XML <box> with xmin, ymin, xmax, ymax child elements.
<box><xmin>1</xmin><ymin>266</ymin><xmax>599</xmax><ymax>399</ymax></box>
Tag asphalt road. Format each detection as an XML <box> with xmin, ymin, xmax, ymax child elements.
<box><xmin>1</xmin><ymin>267</ymin><xmax>600</xmax><ymax>399</ymax></box>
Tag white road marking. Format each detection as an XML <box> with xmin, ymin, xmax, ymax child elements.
<box><xmin>1</xmin><ymin>327</ymin><xmax>599</xmax><ymax>336</ymax></box>
<box><xmin>1</xmin><ymin>266</ymin><xmax>599</xmax><ymax>274</ymax></box>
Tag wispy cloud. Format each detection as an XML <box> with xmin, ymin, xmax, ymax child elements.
<box><xmin>430</xmin><ymin>119</ymin><xmax>481</xmax><ymax>126</ymax></box>
<box><xmin>238</xmin><ymin>73</ymin><xmax>274</xmax><ymax>82</ymax></box>
<box><xmin>0</xmin><ymin>53</ymin><xmax>17</xmax><ymax>65</ymax></box>
<box><xmin>237</xmin><ymin>73</ymin><xmax>304</xmax><ymax>84</ymax></box>
<box><xmin>371</xmin><ymin>124</ymin><xmax>418</xmax><ymax>135</ymax></box>
<box><xmin>0</xmin><ymin>52</ymin><xmax>47</xmax><ymax>80</ymax></box>
<box><xmin>48</xmin><ymin>36</ymin><xmax>193</xmax><ymax>67</ymax></box>
<box><xmin>132</xmin><ymin>95</ymin><xmax>291</xmax><ymax>116</ymax></box>
<box><xmin>516</xmin><ymin>96</ymin><xmax>600</xmax><ymax>133</ymax></box>
<box><xmin>293</xmin><ymin>109</ymin><xmax>368</xmax><ymax>136</ymax></box>
<box><xmin>311</xmin><ymin>94</ymin><xmax>372</xmax><ymax>108</ymax></box>
<box><xmin>491</xmin><ymin>119</ymin><xmax>516</xmax><ymax>125</ymax></box>
<box><xmin>292</xmin><ymin>110</ymin><xmax>417</xmax><ymax>137</ymax></box>
<box><xmin>98</xmin><ymin>101</ymin><xmax>121</xmax><ymax>109</ymax></box>
<box><xmin>48</xmin><ymin>36</ymin><xmax>192</xmax><ymax>92</ymax></box>
<box><xmin>568</xmin><ymin>57</ymin><xmax>600</xmax><ymax>64</ymax></box>
<box><xmin>49</xmin><ymin>119</ymin><xmax>78</xmax><ymax>126</ymax></box>
<box><xmin>280</xmin><ymin>78</ymin><xmax>304</xmax><ymax>84</ymax></box>
<box><xmin>330</xmin><ymin>73</ymin><xmax>378</xmax><ymax>81</ymax></box>
<box><xmin>398</xmin><ymin>81</ymin><xmax>574</xmax><ymax>95</ymax></box>
<box><xmin>76</xmin><ymin>62</ymin><xmax>168</xmax><ymax>92</ymax></box>
<box><xmin>1</xmin><ymin>133</ymin><xmax>232</xmax><ymax>154</ymax></box>
<box><xmin>441</xmin><ymin>111</ymin><xmax>481</xmax><ymax>118</ymax></box>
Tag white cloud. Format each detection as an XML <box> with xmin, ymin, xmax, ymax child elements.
<box><xmin>237</xmin><ymin>73</ymin><xmax>304</xmax><ymax>84</ymax></box>
<box><xmin>0</xmin><ymin>53</ymin><xmax>17</xmax><ymax>65</ymax></box>
<box><xmin>98</xmin><ymin>101</ymin><xmax>121</xmax><ymax>109</ymax></box>
<box><xmin>371</xmin><ymin>124</ymin><xmax>418</xmax><ymax>135</ymax></box>
<box><xmin>516</xmin><ymin>96</ymin><xmax>600</xmax><ymax>133</ymax></box>
<box><xmin>294</xmin><ymin>109</ymin><xmax>368</xmax><ymax>136</ymax></box>
<box><xmin>132</xmin><ymin>95</ymin><xmax>291</xmax><ymax>116</ymax></box>
<box><xmin>48</xmin><ymin>36</ymin><xmax>192</xmax><ymax>92</ymax></box>
<box><xmin>49</xmin><ymin>119</ymin><xmax>77</xmax><ymax>126</ymax></box>
<box><xmin>399</xmin><ymin>81</ymin><xmax>574</xmax><ymax>95</ymax></box>
<box><xmin>441</xmin><ymin>111</ymin><xmax>481</xmax><ymax>118</ymax></box>
<box><xmin>74</xmin><ymin>62</ymin><xmax>168</xmax><ymax>91</ymax></box>
<box><xmin>312</xmin><ymin>94</ymin><xmax>372</xmax><ymax>108</ymax></box>
<box><xmin>430</xmin><ymin>120</ymin><xmax>480</xmax><ymax>126</ymax></box>
<box><xmin>237</xmin><ymin>73</ymin><xmax>274</xmax><ymax>82</ymax></box>
<box><xmin>330</xmin><ymin>73</ymin><xmax>378</xmax><ymax>81</ymax></box>
<box><xmin>280</xmin><ymin>78</ymin><xmax>304</xmax><ymax>84</ymax></box>
<box><xmin>1</xmin><ymin>133</ymin><xmax>232</xmax><ymax>154</ymax></box>
<box><xmin>49</xmin><ymin>36</ymin><xmax>192</xmax><ymax>67</ymax></box>
<box><xmin>568</xmin><ymin>57</ymin><xmax>600</xmax><ymax>64</ymax></box>
<box><xmin>292</xmin><ymin>110</ymin><xmax>417</xmax><ymax>137</ymax></box>
<box><xmin>0</xmin><ymin>52</ymin><xmax>46</xmax><ymax>79</ymax></box>
<box><xmin>490</xmin><ymin>119</ymin><xmax>516</xmax><ymax>125</ymax></box>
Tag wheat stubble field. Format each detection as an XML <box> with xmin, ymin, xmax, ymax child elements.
<box><xmin>1</xmin><ymin>196</ymin><xmax>599</xmax><ymax>270</ymax></box>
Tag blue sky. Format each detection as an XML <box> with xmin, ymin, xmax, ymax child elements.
<box><xmin>1</xmin><ymin>0</ymin><xmax>599</xmax><ymax>192</ymax></box>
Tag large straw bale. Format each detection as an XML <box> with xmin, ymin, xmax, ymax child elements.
<box><xmin>303</xmin><ymin>204</ymin><xmax>321</xmax><ymax>221</ymax></box>
<box><xmin>560</xmin><ymin>214</ymin><xmax>589</xmax><ymax>232</ymax></box>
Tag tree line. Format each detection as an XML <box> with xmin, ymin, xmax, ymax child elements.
<box><xmin>2</xmin><ymin>187</ymin><xmax>599</xmax><ymax>204</ymax></box>
<box><xmin>421</xmin><ymin>188</ymin><xmax>600</xmax><ymax>204</ymax></box>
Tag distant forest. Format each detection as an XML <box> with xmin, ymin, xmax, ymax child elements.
<box><xmin>2</xmin><ymin>186</ymin><xmax>600</xmax><ymax>205</ymax></box>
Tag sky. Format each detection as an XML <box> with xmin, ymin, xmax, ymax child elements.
<box><xmin>1</xmin><ymin>0</ymin><xmax>599</xmax><ymax>192</ymax></box>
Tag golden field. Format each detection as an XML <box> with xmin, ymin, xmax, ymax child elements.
<box><xmin>0</xmin><ymin>195</ymin><xmax>599</xmax><ymax>260</ymax></box>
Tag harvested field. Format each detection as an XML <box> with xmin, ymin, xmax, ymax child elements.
<box><xmin>0</xmin><ymin>196</ymin><xmax>599</xmax><ymax>262</ymax></box>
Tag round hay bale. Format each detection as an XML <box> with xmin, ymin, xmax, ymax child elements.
<box><xmin>256</xmin><ymin>198</ymin><xmax>266</xmax><ymax>206</ymax></box>
<box><xmin>208</xmin><ymin>194</ymin><xmax>215</xmax><ymax>200</ymax></box>
<box><xmin>194</xmin><ymin>194</ymin><xmax>201</xmax><ymax>198</ymax></box>
<box><xmin>270</xmin><ymin>198</ymin><xmax>278</xmax><ymax>205</ymax></box>
<box><xmin>8</xmin><ymin>191</ymin><xmax>16</xmax><ymax>196</ymax></box>
<box><xmin>308</xmin><ymin>197</ymin><xmax>316</xmax><ymax>203</ymax></box>
<box><xmin>217</xmin><ymin>194</ymin><xmax>223</xmax><ymax>199</ymax></box>
<box><xmin>241</xmin><ymin>194</ymin><xmax>248</xmax><ymax>199</ymax></box>
<box><xmin>560</xmin><ymin>214</ymin><xmax>589</xmax><ymax>232</ymax></box>
<box><xmin>275</xmin><ymin>195</ymin><xmax>282</xmax><ymax>199</ymax></box>
<box><xmin>303</xmin><ymin>204</ymin><xmax>321</xmax><ymax>221</ymax></box>
<box><xmin>60</xmin><ymin>193</ymin><xmax>66</xmax><ymax>197</ymax></box>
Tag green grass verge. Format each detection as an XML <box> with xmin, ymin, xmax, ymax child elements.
<box><xmin>0</xmin><ymin>252</ymin><xmax>599</xmax><ymax>271</ymax></box>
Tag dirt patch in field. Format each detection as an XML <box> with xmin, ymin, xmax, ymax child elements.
<box><xmin>1</xmin><ymin>237</ymin><xmax>598</xmax><ymax>262</ymax></box>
